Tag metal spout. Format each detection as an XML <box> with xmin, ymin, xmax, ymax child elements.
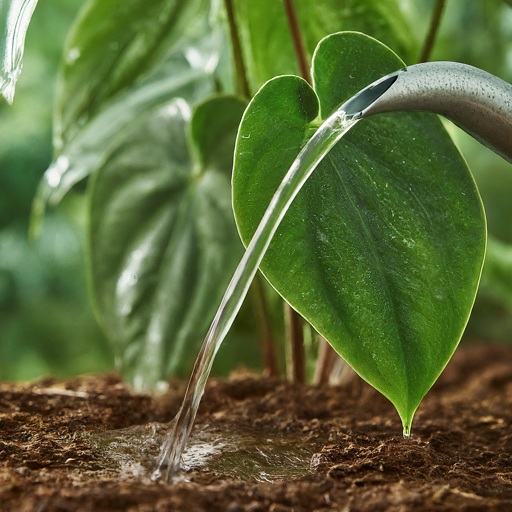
<box><xmin>341</xmin><ymin>62</ymin><xmax>512</xmax><ymax>164</ymax></box>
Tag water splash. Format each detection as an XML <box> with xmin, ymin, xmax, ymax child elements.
<box><xmin>0</xmin><ymin>0</ymin><xmax>38</xmax><ymax>103</ymax></box>
<box><xmin>153</xmin><ymin>107</ymin><xmax>360</xmax><ymax>482</ymax></box>
<box><xmin>90</xmin><ymin>423</ymin><xmax>324</xmax><ymax>483</ymax></box>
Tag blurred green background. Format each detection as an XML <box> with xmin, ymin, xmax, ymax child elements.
<box><xmin>0</xmin><ymin>0</ymin><xmax>113</xmax><ymax>381</ymax></box>
<box><xmin>1</xmin><ymin>0</ymin><xmax>512</xmax><ymax>381</ymax></box>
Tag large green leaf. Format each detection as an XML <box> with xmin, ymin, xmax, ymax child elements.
<box><xmin>32</xmin><ymin>0</ymin><xmax>217</xmax><ymax>234</ymax></box>
<box><xmin>89</xmin><ymin>96</ymin><xmax>247</xmax><ymax>391</ymax></box>
<box><xmin>233</xmin><ymin>32</ymin><xmax>486</xmax><ymax>433</ymax></box>
<box><xmin>232</xmin><ymin>0</ymin><xmax>415</xmax><ymax>92</ymax></box>
<box><xmin>54</xmin><ymin>0</ymin><xmax>209</xmax><ymax>150</ymax></box>
<box><xmin>31</xmin><ymin>59</ymin><xmax>214</xmax><ymax>233</ymax></box>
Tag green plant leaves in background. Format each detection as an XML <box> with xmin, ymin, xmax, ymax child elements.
<box><xmin>233</xmin><ymin>32</ymin><xmax>486</xmax><ymax>432</ymax></box>
<box><xmin>90</xmin><ymin>96</ymin><xmax>247</xmax><ymax>391</ymax></box>
<box><xmin>31</xmin><ymin>61</ymin><xmax>214</xmax><ymax>229</ymax></box>
<box><xmin>32</xmin><ymin>0</ymin><xmax>217</xmax><ymax>233</ymax></box>
<box><xmin>54</xmin><ymin>0</ymin><xmax>209</xmax><ymax>149</ymax></box>
<box><xmin>232</xmin><ymin>0</ymin><xmax>415</xmax><ymax>93</ymax></box>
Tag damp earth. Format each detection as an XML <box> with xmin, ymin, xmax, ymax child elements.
<box><xmin>1</xmin><ymin>344</ymin><xmax>512</xmax><ymax>511</ymax></box>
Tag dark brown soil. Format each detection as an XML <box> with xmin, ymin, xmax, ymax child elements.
<box><xmin>2</xmin><ymin>344</ymin><xmax>512</xmax><ymax>511</ymax></box>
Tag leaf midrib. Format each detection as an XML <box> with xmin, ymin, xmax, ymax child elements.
<box><xmin>325</xmin><ymin>147</ymin><xmax>408</xmax><ymax>397</ymax></box>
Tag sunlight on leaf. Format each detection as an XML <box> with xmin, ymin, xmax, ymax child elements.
<box><xmin>31</xmin><ymin>60</ymin><xmax>214</xmax><ymax>239</ymax></box>
<box><xmin>54</xmin><ymin>0</ymin><xmax>210</xmax><ymax>148</ymax></box>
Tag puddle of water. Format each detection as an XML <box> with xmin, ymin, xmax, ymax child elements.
<box><xmin>89</xmin><ymin>423</ymin><xmax>325</xmax><ymax>483</ymax></box>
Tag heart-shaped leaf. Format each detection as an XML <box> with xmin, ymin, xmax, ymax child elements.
<box><xmin>233</xmin><ymin>32</ymin><xmax>486</xmax><ymax>433</ymax></box>
<box><xmin>90</xmin><ymin>95</ymin><xmax>247</xmax><ymax>391</ymax></box>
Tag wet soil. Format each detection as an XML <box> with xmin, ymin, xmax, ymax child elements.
<box><xmin>2</xmin><ymin>344</ymin><xmax>512</xmax><ymax>511</ymax></box>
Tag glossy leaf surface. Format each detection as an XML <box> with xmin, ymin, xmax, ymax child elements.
<box><xmin>232</xmin><ymin>0</ymin><xmax>415</xmax><ymax>92</ymax></box>
<box><xmin>54</xmin><ymin>0</ymin><xmax>209</xmax><ymax>149</ymax></box>
<box><xmin>90</xmin><ymin>96</ymin><xmax>246</xmax><ymax>390</ymax></box>
<box><xmin>233</xmin><ymin>32</ymin><xmax>486</xmax><ymax>432</ymax></box>
<box><xmin>32</xmin><ymin>59</ymin><xmax>214</xmax><ymax>231</ymax></box>
<box><xmin>32</xmin><ymin>0</ymin><xmax>216</xmax><ymax>233</ymax></box>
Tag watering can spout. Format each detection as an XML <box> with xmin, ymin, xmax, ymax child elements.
<box><xmin>341</xmin><ymin>62</ymin><xmax>512</xmax><ymax>164</ymax></box>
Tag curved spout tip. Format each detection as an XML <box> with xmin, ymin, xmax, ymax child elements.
<box><xmin>341</xmin><ymin>72</ymin><xmax>401</xmax><ymax>118</ymax></box>
<box><xmin>344</xmin><ymin>61</ymin><xmax>512</xmax><ymax>165</ymax></box>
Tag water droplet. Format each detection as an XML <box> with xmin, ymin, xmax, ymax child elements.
<box><xmin>403</xmin><ymin>425</ymin><xmax>411</xmax><ymax>439</ymax></box>
<box><xmin>45</xmin><ymin>156</ymin><xmax>70</xmax><ymax>188</ymax></box>
<box><xmin>66</xmin><ymin>47</ymin><xmax>81</xmax><ymax>65</ymax></box>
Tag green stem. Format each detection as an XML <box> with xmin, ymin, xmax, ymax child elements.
<box><xmin>418</xmin><ymin>0</ymin><xmax>447</xmax><ymax>63</ymax></box>
<box><xmin>224</xmin><ymin>0</ymin><xmax>251</xmax><ymax>98</ymax></box>
<box><xmin>282</xmin><ymin>0</ymin><xmax>312</xmax><ymax>85</ymax></box>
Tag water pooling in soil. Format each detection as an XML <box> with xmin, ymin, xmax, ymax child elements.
<box><xmin>153</xmin><ymin>106</ymin><xmax>360</xmax><ymax>482</ymax></box>
<box><xmin>90</xmin><ymin>423</ymin><xmax>326</xmax><ymax>482</ymax></box>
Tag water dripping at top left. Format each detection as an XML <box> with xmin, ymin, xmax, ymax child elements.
<box><xmin>0</xmin><ymin>0</ymin><xmax>38</xmax><ymax>104</ymax></box>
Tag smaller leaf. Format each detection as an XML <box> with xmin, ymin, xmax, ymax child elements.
<box><xmin>89</xmin><ymin>95</ymin><xmax>247</xmax><ymax>390</ymax></box>
<box><xmin>0</xmin><ymin>0</ymin><xmax>39</xmax><ymax>103</ymax></box>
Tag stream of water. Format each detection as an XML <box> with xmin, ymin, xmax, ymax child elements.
<box><xmin>153</xmin><ymin>107</ymin><xmax>360</xmax><ymax>482</ymax></box>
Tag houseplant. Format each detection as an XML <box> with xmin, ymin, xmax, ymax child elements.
<box><xmin>2</xmin><ymin>0</ymin><xmax>512</xmax><ymax>509</ymax></box>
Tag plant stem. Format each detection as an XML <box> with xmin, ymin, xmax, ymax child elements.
<box><xmin>282</xmin><ymin>0</ymin><xmax>311</xmax><ymax>384</ymax></box>
<box><xmin>313</xmin><ymin>337</ymin><xmax>337</xmax><ymax>385</ymax></box>
<box><xmin>224</xmin><ymin>0</ymin><xmax>282</xmax><ymax>374</ymax></box>
<box><xmin>224</xmin><ymin>0</ymin><xmax>251</xmax><ymax>98</ymax></box>
<box><xmin>252</xmin><ymin>273</ymin><xmax>280</xmax><ymax>377</ymax></box>
<box><xmin>282</xmin><ymin>0</ymin><xmax>312</xmax><ymax>85</ymax></box>
<box><xmin>418</xmin><ymin>0</ymin><xmax>447</xmax><ymax>63</ymax></box>
<box><xmin>285</xmin><ymin>303</ymin><xmax>306</xmax><ymax>384</ymax></box>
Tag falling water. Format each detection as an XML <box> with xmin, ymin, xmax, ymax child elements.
<box><xmin>152</xmin><ymin>105</ymin><xmax>360</xmax><ymax>482</ymax></box>
<box><xmin>0</xmin><ymin>0</ymin><xmax>39</xmax><ymax>103</ymax></box>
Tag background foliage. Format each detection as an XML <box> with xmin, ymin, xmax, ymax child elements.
<box><xmin>1</xmin><ymin>0</ymin><xmax>512</xmax><ymax>382</ymax></box>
